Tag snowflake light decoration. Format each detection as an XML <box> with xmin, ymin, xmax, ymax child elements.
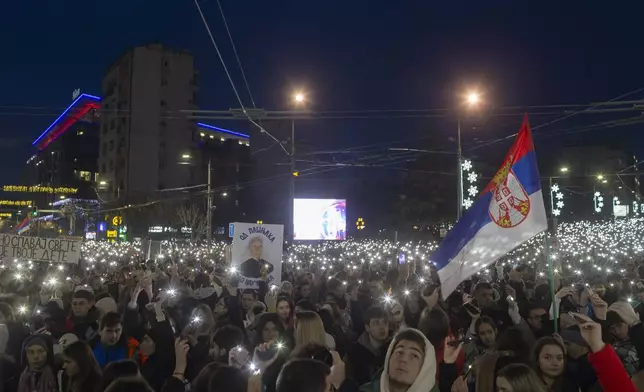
<box><xmin>461</xmin><ymin>158</ymin><xmax>479</xmax><ymax>209</ymax></box>
<box><xmin>551</xmin><ymin>183</ymin><xmax>564</xmax><ymax>217</ymax></box>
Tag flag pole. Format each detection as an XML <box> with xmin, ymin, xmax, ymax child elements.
<box><xmin>545</xmin><ymin>232</ymin><xmax>558</xmax><ymax>332</ymax></box>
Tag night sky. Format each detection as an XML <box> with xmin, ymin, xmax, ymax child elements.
<box><xmin>2</xmin><ymin>1</ymin><xmax>644</xmax><ymax>184</ymax></box>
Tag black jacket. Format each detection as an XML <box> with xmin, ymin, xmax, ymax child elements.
<box><xmin>343</xmin><ymin>336</ymin><xmax>389</xmax><ymax>386</ymax></box>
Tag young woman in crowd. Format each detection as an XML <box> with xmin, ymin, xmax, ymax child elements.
<box><xmin>59</xmin><ymin>341</ymin><xmax>102</xmax><ymax>392</ymax></box>
<box><xmin>293</xmin><ymin>311</ymin><xmax>335</xmax><ymax>350</ymax></box>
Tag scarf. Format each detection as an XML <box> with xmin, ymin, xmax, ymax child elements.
<box><xmin>18</xmin><ymin>366</ymin><xmax>56</xmax><ymax>392</ymax></box>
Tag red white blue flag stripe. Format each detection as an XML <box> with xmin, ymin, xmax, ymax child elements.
<box><xmin>434</xmin><ymin>116</ymin><xmax>548</xmax><ymax>297</ymax></box>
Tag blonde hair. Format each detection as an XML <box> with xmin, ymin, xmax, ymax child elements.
<box><xmin>294</xmin><ymin>311</ymin><xmax>327</xmax><ymax>349</ymax></box>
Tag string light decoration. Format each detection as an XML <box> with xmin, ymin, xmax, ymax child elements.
<box><xmin>594</xmin><ymin>192</ymin><xmax>604</xmax><ymax>213</ymax></box>
<box><xmin>462</xmin><ymin>159</ymin><xmax>478</xmax><ymax>210</ymax></box>
<box><xmin>550</xmin><ymin>183</ymin><xmax>564</xmax><ymax>216</ymax></box>
<box><xmin>633</xmin><ymin>201</ymin><xmax>640</xmax><ymax>217</ymax></box>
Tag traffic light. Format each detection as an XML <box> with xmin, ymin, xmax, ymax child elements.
<box><xmin>31</xmin><ymin>210</ymin><xmax>38</xmax><ymax>217</ymax></box>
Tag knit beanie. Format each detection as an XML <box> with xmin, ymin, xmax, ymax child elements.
<box><xmin>95</xmin><ymin>297</ymin><xmax>118</xmax><ymax>315</ymax></box>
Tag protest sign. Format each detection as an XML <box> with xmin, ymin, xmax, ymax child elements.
<box><xmin>0</xmin><ymin>234</ymin><xmax>81</xmax><ymax>264</ymax></box>
<box><xmin>231</xmin><ymin>222</ymin><xmax>283</xmax><ymax>289</ymax></box>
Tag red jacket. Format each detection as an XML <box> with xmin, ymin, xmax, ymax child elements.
<box><xmin>588</xmin><ymin>344</ymin><xmax>636</xmax><ymax>392</ymax></box>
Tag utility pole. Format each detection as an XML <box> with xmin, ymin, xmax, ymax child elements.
<box><xmin>290</xmin><ymin>119</ymin><xmax>295</xmax><ymax>240</ymax></box>
<box><xmin>456</xmin><ymin>118</ymin><xmax>463</xmax><ymax>221</ymax></box>
<box><xmin>206</xmin><ymin>158</ymin><xmax>212</xmax><ymax>242</ymax></box>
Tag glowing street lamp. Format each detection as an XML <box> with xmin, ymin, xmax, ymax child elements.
<box><xmin>560</xmin><ymin>167</ymin><xmax>569</xmax><ymax>173</ymax></box>
<box><xmin>293</xmin><ymin>92</ymin><xmax>305</xmax><ymax>105</ymax></box>
<box><xmin>597</xmin><ymin>174</ymin><xmax>604</xmax><ymax>180</ymax></box>
<box><xmin>466</xmin><ymin>92</ymin><xmax>481</xmax><ymax>106</ymax></box>
<box><xmin>457</xmin><ymin>89</ymin><xmax>483</xmax><ymax>220</ymax></box>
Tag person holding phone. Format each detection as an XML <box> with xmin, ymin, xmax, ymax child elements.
<box><xmin>468</xmin><ymin>282</ymin><xmax>513</xmax><ymax>333</ymax></box>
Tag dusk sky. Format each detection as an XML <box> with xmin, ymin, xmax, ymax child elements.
<box><xmin>2</xmin><ymin>1</ymin><xmax>644</xmax><ymax>183</ymax></box>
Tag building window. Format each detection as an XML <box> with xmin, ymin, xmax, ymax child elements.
<box><xmin>102</xmin><ymin>123</ymin><xmax>108</xmax><ymax>134</ymax></box>
<box><xmin>109</xmin><ymin>140</ymin><xmax>114</xmax><ymax>151</ymax></box>
<box><xmin>79</xmin><ymin>171</ymin><xmax>91</xmax><ymax>181</ymax></box>
<box><xmin>161</xmin><ymin>78</ymin><xmax>168</xmax><ymax>86</ymax></box>
<box><xmin>102</xmin><ymin>143</ymin><xmax>107</xmax><ymax>156</ymax></box>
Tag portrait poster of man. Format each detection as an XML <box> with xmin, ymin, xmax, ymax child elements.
<box><xmin>231</xmin><ymin>222</ymin><xmax>284</xmax><ymax>289</ymax></box>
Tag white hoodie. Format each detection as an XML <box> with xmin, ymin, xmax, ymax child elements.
<box><xmin>379</xmin><ymin>328</ymin><xmax>436</xmax><ymax>392</ymax></box>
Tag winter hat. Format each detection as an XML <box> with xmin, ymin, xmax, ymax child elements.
<box><xmin>380</xmin><ymin>328</ymin><xmax>436</xmax><ymax>392</ymax></box>
<box><xmin>54</xmin><ymin>333</ymin><xmax>79</xmax><ymax>356</ymax></box>
<box><xmin>608</xmin><ymin>300</ymin><xmax>640</xmax><ymax>327</ymax></box>
<box><xmin>95</xmin><ymin>297</ymin><xmax>118</xmax><ymax>315</ymax></box>
<box><xmin>21</xmin><ymin>334</ymin><xmax>55</xmax><ymax>368</ymax></box>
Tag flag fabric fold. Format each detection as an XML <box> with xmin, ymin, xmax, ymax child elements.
<box><xmin>434</xmin><ymin>116</ymin><xmax>548</xmax><ymax>297</ymax></box>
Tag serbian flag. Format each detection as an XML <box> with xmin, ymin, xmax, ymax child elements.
<box><xmin>434</xmin><ymin>116</ymin><xmax>547</xmax><ymax>297</ymax></box>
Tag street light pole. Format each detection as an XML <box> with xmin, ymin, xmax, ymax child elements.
<box><xmin>206</xmin><ymin>158</ymin><xmax>212</xmax><ymax>242</ymax></box>
<box><xmin>290</xmin><ymin>119</ymin><xmax>295</xmax><ymax>240</ymax></box>
<box><xmin>457</xmin><ymin>117</ymin><xmax>463</xmax><ymax>221</ymax></box>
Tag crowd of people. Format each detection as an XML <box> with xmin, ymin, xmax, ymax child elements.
<box><xmin>0</xmin><ymin>218</ymin><xmax>644</xmax><ymax>392</ymax></box>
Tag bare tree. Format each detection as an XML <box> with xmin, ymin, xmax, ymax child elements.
<box><xmin>175</xmin><ymin>204</ymin><xmax>208</xmax><ymax>242</ymax></box>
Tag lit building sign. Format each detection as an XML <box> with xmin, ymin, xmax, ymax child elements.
<box><xmin>0</xmin><ymin>213</ymin><xmax>12</xmax><ymax>218</ymax></box>
<box><xmin>0</xmin><ymin>200</ymin><xmax>31</xmax><ymax>206</ymax></box>
<box><xmin>98</xmin><ymin>222</ymin><xmax>106</xmax><ymax>232</ymax></box>
<box><xmin>112</xmin><ymin>216</ymin><xmax>123</xmax><ymax>226</ymax></box>
<box><xmin>198</xmin><ymin>123</ymin><xmax>249</xmax><ymax>140</ymax></box>
<box><xmin>180</xmin><ymin>227</ymin><xmax>192</xmax><ymax>234</ymax></box>
<box><xmin>2</xmin><ymin>185</ymin><xmax>78</xmax><ymax>194</ymax></box>
<box><xmin>148</xmin><ymin>226</ymin><xmax>178</xmax><ymax>233</ymax></box>
<box><xmin>52</xmin><ymin>198</ymin><xmax>99</xmax><ymax>207</ymax></box>
<box><xmin>85</xmin><ymin>231</ymin><xmax>96</xmax><ymax>240</ymax></box>
<box><xmin>106</xmin><ymin>229</ymin><xmax>117</xmax><ymax>238</ymax></box>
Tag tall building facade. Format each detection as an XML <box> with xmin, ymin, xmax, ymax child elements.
<box><xmin>99</xmin><ymin>44</ymin><xmax>199</xmax><ymax>204</ymax></box>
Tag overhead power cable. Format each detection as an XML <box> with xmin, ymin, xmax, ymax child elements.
<box><xmin>192</xmin><ymin>0</ymin><xmax>288</xmax><ymax>156</ymax></box>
